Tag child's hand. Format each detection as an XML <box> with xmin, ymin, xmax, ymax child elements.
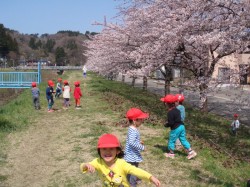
<box><xmin>85</xmin><ymin>163</ymin><xmax>95</xmax><ymax>173</ymax></box>
<box><xmin>140</xmin><ymin>141</ymin><xmax>144</xmax><ymax>145</ymax></box>
<box><xmin>150</xmin><ymin>176</ymin><xmax>161</xmax><ymax>186</ymax></box>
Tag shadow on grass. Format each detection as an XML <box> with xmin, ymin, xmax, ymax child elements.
<box><xmin>190</xmin><ymin>169</ymin><xmax>235</xmax><ymax>187</ymax></box>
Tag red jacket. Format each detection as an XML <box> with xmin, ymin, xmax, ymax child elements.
<box><xmin>73</xmin><ymin>87</ymin><xmax>82</xmax><ymax>99</ymax></box>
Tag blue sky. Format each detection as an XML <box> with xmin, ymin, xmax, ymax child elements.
<box><xmin>0</xmin><ymin>0</ymin><xmax>121</xmax><ymax>35</ymax></box>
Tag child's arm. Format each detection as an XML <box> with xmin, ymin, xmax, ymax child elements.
<box><xmin>80</xmin><ymin>163</ymin><xmax>95</xmax><ymax>173</ymax></box>
<box><xmin>150</xmin><ymin>176</ymin><xmax>161</xmax><ymax>187</ymax></box>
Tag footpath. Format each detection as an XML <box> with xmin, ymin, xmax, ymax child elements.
<box><xmin>116</xmin><ymin>75</ymin><xmax>250</xmax><ymax>127</ymax></box>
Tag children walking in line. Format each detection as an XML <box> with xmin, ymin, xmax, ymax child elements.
<box><xmin>55</xmin><ymin>78</ymin><xmax>62</xmax><ymax>98</ymax></box>
<box><xmin>175</xmin><ymin>94</ymin><xmax>186</xmax><ymax>149</ymax></box>
<box><xmin>161</xmin><ymin>94</ymin><xmax>197</xmax><ymax>159</ymax></box>
<box><xmin>80</xmin><ymin>133</ymin><xmax>161</xmax><ymax>187</ymax></box>
<box><xmin>31</xmin><ymin>82</ymin><xmax>40</xmax><ymax>110</ymax></box>
<box><xmin>62</xmin><ymin>80</ymin><xmax>71</xmax><ymax>109</ymax></box>
<box><xmin>230</xmin><ymin>113</ymin><xmax>240</xmax><ymax>136</ymax></box>
<box><xmin>46</xmin><ymin>80</ymin><xmax>55</xmax><ymax>112</ymax></box>
<box><xmin>125</xmin><ymin>108</ymin><xmax>149</xmax><ymax>187</ymax></box>
<box><xmin>73</xmin><ymin>81</ymin><xmax>82</xmax><ymax>109</ymax></box>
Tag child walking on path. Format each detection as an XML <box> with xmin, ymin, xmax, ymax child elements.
<box><xmin>80</xmin><ymin>133</ymin><xmax>161</xmax><ymax>187</ymax></box>
<box><xmin>55</xmin><ymin>78</ymin><xmax>62</xmax><ymax>98</ymax></box>
<box><xmin>73</xmin><ymin>81</ymin><xmax>82</xmax><ymax>109</ymax></box>
<box><xmin>230</xmin><ymin>113</ymin><xmax>240</xmax><ymax>136</ymax></box>
<box><xmin>31</xmin><ymin>82</ymin><xmax>40</xmax><ymax>110</ymax></box>
<box><xmin>125</xmin><ymin>108</ymin><xmax>149</xmax><ymax>187</ymax></box>
<box><xmin>62</xmin><ymin>80</ymin><xmax>71</xmax><ymax>109</ymax></box>
<box><xmin>46</xmin><ymin>80</ymin><xmax>55</xmax><ymax>112</ymax></box>
<box><xmin>175</xmin><ymin>94</ymin><xmax>186</xmax><ymax>149</ymax></box>
<box><xmin>161</xmin><ymin>94</ymin><xmax>197</xmax><ymax>159</ymax></box>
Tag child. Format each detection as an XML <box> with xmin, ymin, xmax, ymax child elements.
<box><xmin>161</xmin><ymin>94</ymin><xmax>197</xmax><ymax>159</ymax></box>
<box><xmin>230</xmin><ymin>113</ymin><xmax>240</xmax><ymax>136</ymax></box>
<box><xmin>73</xmin><ymin>81</ymin><xmax>82</xmax><ymax>109</ymax></box>
<box><xmin>175</xmin><ymin>94</ymin><xmax>185</xmax><ymax>149</ymax></box>
<box><xmin>80</xmin><ymin>133</ymin><xmax>161</xmax><ymax>187</ymax></box>
<box><xmin>31</xmin><ymin>82</ymin><xmax>40</xmax><ymax>110</ymax></box>
<box><xmin>82</xmin><ymin>65</ymin><xmax>87</xmax><ymax>78</ymax></box>
<box><xmin>46</xmin><ymin>80</ymin><xmax>55</xmax><ymax>112</ymax></box>
<box><xmin>62</xmin><ymin>80</ymin><xmax>71</xmax><ymax>109</ymax></box>
<box><xmin>55</xmin><ymin>78</ymin><xmax>62</xmax><ymax>98</ymax></box>
<box><xmin>125</xmin><ymin>108</ymin><xmax>149</xmax><ymax>187</ymax></box>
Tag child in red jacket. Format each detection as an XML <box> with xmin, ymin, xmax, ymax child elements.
<box><xmin>74</xmin><ymin>81</ymin><xmax>82</xmax><ymax>109</ymax></box>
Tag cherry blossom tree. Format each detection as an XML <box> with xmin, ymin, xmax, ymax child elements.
<box><xmin>85</xmin><ymin>0</ymin><xmax>250</xmax><ymax>111</ymax></box>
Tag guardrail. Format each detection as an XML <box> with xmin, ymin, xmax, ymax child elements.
<box><xmin>15</xmin><ymin>66</ymin><xmax>82</xmax><ymax>70</ymax></box>
<box><xmin>0</xmin><ymin>63</ymin><xmax>41</xmax><ymax>88</ymax></box>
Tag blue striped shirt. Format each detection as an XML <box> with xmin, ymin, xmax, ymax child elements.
<box><xmin>124</xmin><ymin>126</ymin><xmax>145</xmax><ymax>163</ymax></box>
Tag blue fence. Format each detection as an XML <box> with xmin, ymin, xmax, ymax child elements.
<box><xmin>0</xmin><ymin>63</ymin><xmax>41</xmax><ymax>88</ymax></box>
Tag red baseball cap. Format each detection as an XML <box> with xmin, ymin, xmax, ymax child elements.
<box><xmin>126</xmin><ymin>108</ymin><xmax>149</xmax><ymax>120</ymax></box>
<box><xmin>58</xmin><ymin>78</ymin><xmax>62</xmax><ymax>81</ymax></box>
<box><xmin>175</xmin><ymin>94</ymin><xmax>185</xmax><ymax>102</ymax></box>
<box><xmin>63</xmin><ymin>80</ymin><xmax>68</xmax><ymax>84</ymax></box>
<box><xmin>160</xmin><ymin>94</ymin><xmax>177</xmax><ymax>103</ymax></box>
<box><xmin>74</xmin><ymin>81</ymin><xmax>80</xmax><ymax>86</ymax></box>
<box><xmin>97</xmin><ymin>134</ymin><xmax>121</xmax><ymax>148</ymax></box>
<box><xmin>31</xmin><ymin>82</ymin><xmax>36</xmax><ymax>87</ymax></box>
<box><xmin>234</xmin><ymin>113</ymin><xmax>239</xmax><ymax>117</ymax></box>
<box><xmin>48</xmin><ymin>80</ymin><xmax>54</xmax><ymax>87</ymax></box>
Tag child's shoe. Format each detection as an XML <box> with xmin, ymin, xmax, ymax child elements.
<box><xmin>164</xmin><ymin>153</ymin><xmax>175</xmax><ymax>159</ymax></box>
<box><xmin>48</xmin><ymin>109</ymin><xmax>54</xmax><ymax>112</ymax></box>
<box><xmin>187</xmin><ymin>150</ymin><xmax>197</xmax><ymax>160</ymax></box>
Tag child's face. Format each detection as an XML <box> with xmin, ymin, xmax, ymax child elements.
<box><xmin>134</xmin><ymin>119</ymin><xmax>143</xmax><ymax>127</ymax></box>
<box><xmin>100</xmin><ymin>147</ymin><xmax>120</xmax><ymax>164</ymax></box>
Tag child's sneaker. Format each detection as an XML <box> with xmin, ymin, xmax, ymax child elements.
<box><xmin>187</xmin><ymin>150</ymin><xmax>197</xmax><ymax>160</ymax></box>
<box><xmin>48</xmin><ymin>109</ymin><xmax>54</xmax><ymax>112</ymax></box>
<box><xmin>164</xmin><ymin>153</ymin><xmax>175</xmax><ymax>159</ymax></box>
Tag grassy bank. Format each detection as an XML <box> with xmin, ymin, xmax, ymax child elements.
<box><xmin>0</xmin><ymin>71</ymin><xmax>249</xmax><ymax>186</ymax></box>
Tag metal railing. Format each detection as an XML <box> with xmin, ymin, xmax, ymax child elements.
<box><xmin>0</xmin><ymin>63</ymin><xmax>41</xmax><ymax>88</ymax></box>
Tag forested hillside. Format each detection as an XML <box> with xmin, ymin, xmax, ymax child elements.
<box><xmin>0</xmin><ymin>24</ymin><xmax>96</xmax><ymax>67</ymax></box>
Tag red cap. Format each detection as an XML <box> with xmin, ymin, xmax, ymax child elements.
<box><xmin>74</xmin><ymin>81</ymin><xmax>80</xmax><ymax>86</ymax></box>
<box><xmin>48</xmin><ymin>80</ymin><xmax>54</xmax><ymax>87</ymax></box>
<box><xmin>63</xmin><ymin>80</ymin><xmax>68</xmax><ymax>84</ymax></box>
<box><xmin>58</xmin><ymin>78</ymin><xmax>62</xmax><ymax>81</ymax></box>
<box><xmin>126</xmin><ymin>108</ymin><xmax>149</xmax><ymax>120</ymax></box>
<box><xmin>234</xmin><ymin>113</ymin><xmax>239</xmax><ymax>117</ymax></box>
<box><xmin>160</xmin><ymin>94</ymin><xmax>177</xmax><ymax>103</ymax></box>
<box><xmin>175</xmin><ymin>94</ymin><xmax>185</xmax><ymax>102</ymax></box>
<box><xmin>97</xmin><ymin>134</ymin><xmax>121</xmax><ymax>148</ymax></box>
<box><xmin>31</xmin><ymin>82</ymin><xmax>36</xmax><ymax>87</ymax></box>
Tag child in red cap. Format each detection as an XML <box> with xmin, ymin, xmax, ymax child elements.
<box><xmin>73</xmin><ymin>81</ymin><xmax>82</xmax><ymax>109</ymax></box>
<box><xmin>175</xmin><ymin>94</ymin><xmax>186</xmax><ymax>149</ymax></box>
<box><xmin>230</xmin><ymin>113</ymin><xmax>240</xmax><ymax>136</ymax></box>
<box><xmin>46</xmin><ymin>80</ymin><xmax>55</xmax><ymax>112</ymax></box>
<box><xmin>31</xmin><ymin>82</ymin><xmax>40</xmax><ymax>110</ymax></box>
<box><xmin>125</xmin><ymin>108</ymin><xmax>149</xmax><ymax>187</ymax></box>
<box><xmin>161</xmin><ymin>94</ymin><xmax>197</xmax><ymax>159</ymax></box>
<box><xmin>80</xmin><ymin>133</ymin><xmax>161</xmax><ymax>187</ymax></box>
<box><xmin>62</xmin><ymin>80</ymin><xmax>71</xmax><ymax>109</ymax></box>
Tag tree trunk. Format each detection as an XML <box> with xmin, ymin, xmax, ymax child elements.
<box><xmin>164</xmin><ymin>66</ymin><xmax>172</xmax><ymax>95</ymax></box>
<box><xmin>122</xmin><ymin>75</ymin><xmax>125</xmax><ymax>82</ymax></box>
<box><xmin>143</xmin><ymin>76</ymin><xmax>147</xmax><ymax>90</ymax></box>
<box><xmin>131</xmin><ymin>76</ymin><xmax>136</xmax><ymax>87</ymax></box>
<box><xmin>199</xmin><ymin>83</ymin><xmax>208</xmax><ymax>112</ymax></box>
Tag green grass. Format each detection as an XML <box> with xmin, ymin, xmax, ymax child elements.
<box><xmin>1</xmin><ymin>71</ymin><xmax>250</xmax><ymax>186</ymax></box>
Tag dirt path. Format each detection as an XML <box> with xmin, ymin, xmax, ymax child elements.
<box><xmin>1</xmin><ymin>71</ymin><xmax>203</xmax><ymax>187</ymax></box>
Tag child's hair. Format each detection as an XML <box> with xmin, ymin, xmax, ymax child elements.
<box><xmin>97</xmin><ymin>147</ymin><xmax>124</xmax><ymax>158</ymax></box>
<box><xmin>167</xmin><ymin>102</ymin><xmax>175</xmax><ymax>108</ymax></box>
